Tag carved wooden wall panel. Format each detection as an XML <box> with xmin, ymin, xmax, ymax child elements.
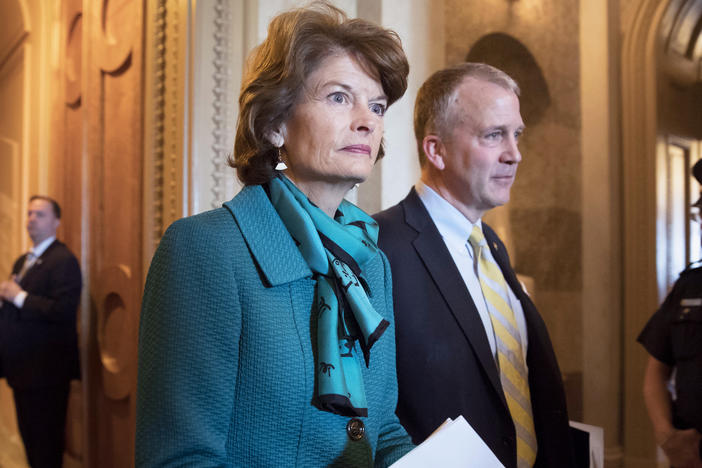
<box><xmin>57</xmin><ymin>0</ymin><xmax>84</xmax><ymax>265</ymax></box>
<box><xmin>83</xmin><ymin>0</ymin><xmax>144</xmax><ymax>466</ymax></box>
<box><xmin>49</xmin><ymin>0</ymin><xmax>86</xmax><ymax>465</ymax></box>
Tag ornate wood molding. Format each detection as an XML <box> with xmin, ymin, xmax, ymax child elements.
<box><xmin>163</xmin><ymin>0</ymin><xmax>187</xmax><ymax>228</ymax></box>
<box><xmin>210</xmin><ymin>0</ymin><xmax>234</xmax><ymax>209</ymax></box>
<box><xmin>144</xmin><ymin>0</ymin><xmax>167</xmax><ymax>263</ymax></box>
<box><xmin>144</xmin><ymin>0</ymin><xmax>189</xmax><ymax>262</ymax></box>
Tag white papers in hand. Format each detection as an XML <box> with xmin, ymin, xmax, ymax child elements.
<box><xmin>391</xmin><ymin>415</ymin><xmax>505</xmax><ymax>467</ymax></box>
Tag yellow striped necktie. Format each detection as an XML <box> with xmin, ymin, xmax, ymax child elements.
<box><xmin>468</xmin><ymin>225</ymin><xmax>537</xmax><ymax>468</ymax></box>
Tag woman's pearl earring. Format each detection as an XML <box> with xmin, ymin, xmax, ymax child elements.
<box><xmin>267</xmin><ymin>130</ymin><xmax>287</xmax><ymax>171</ymax></box>
<box><xmin>275</xmin><ymin>148</ymin><xmax>288</xmax><ymax>171</ymax></box>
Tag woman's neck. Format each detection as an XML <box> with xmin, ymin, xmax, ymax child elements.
<box><xmin>283</xmin><ymin>173</ymin><xmax>353</xmax><ymax>218</ymax></box>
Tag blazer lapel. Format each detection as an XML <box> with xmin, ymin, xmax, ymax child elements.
<box><xmin>17</xmin><ymin>240</ymin><xmax>58</xmax><ymax>286</ymax></box>
<box><xmin>224</xmin><ymin>185</ymin><xmax>312</xmax><ymax>287</ymax></box>
<box><xmin>402</xmin><ymin>189</ymin><xmax>504</xmax><ymax>398</ymax></box>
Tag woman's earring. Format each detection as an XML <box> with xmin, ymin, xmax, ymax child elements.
<box><xmin>275</xmin><ymin>148</ymin><xmax>288</xmax><ymax>171</ymax></box>
<box><xmin>266</xmin><ymin>130</ymin><xmax>287</xmax><ymax>171</ymax></box>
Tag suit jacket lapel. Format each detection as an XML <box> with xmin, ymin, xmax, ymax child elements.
<box><xmin>223</xmin><ymin>185</ymin><xmax>312</xmax><ymax>287</ymax></box>
<box><xmin>18</xmin><ymin>240</ymin><xmax>59</xmax><ymax>286</ymax></box>
<box><xmin>402</xmin><ymin>189</ymin><xmax>504</xmax><ymax>398</ymax></box>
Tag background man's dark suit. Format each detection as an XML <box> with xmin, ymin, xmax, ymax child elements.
<box><xmin>0</xmin><ymin>239</ymin><xmax>81</xmax><ymax>467</ymax></box>
<box><xmin>375</xmin><ymin>188</ymin><xmax>574</xmax><ymax>468</ymax></box>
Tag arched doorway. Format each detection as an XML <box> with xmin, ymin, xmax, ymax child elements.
<box><xmin>621</xmin><ymin>0</ymin><xmax>702</xmax><ymax>465</ymax></box>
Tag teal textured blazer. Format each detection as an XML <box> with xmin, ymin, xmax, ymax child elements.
<box><xmin>136</xmin><ymin>185</ymin><xmax>414</xmax><ymax>467</ymax></box>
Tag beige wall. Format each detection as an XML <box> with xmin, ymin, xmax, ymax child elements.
<box><xmin>580</xmin><ymin>0</ymin><xmax>624</xmax><ymax>465</ymax></box>
<box><xmin>444</xmin><ymin>0</ymin><xmax>584</xmax><ymax>418</ymax></box>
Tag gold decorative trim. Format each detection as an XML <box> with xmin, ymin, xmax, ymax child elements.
<box><xmin>153</xmin><ymin>0</ymin><xmax>166</xmax><ymax>243</ymax></box>
<box><xmin>210</xmin><ymin>0</ymin><xmax>232</xmax><ymax>209</ymax></box>
<box><xmin>163</xmin><ymin>0</ymin><xmax>185</xmax><ymax>226</ymax></box>
<box><xmin>144</xmin><ymin>0</ymin><xmax>188</xmax><ymax>263</ymax></box>
<box><xmin>143</xmin><ymin>0</ymin><xmax>168</xmax><ymax>269</ymax></box>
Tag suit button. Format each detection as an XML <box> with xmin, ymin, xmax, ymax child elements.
<box><xmin>502</xmin><ymin>436</ymin><xmax>511</xmax><ymax>447</ymax></box>
<box><xmin>346</xmin><ymin>418</ymin><xmax>365</xmax><ymax>441</ymax></box>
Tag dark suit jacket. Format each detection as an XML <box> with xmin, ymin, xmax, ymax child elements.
<box><xmin>0</xmin><ymin>239</ymin><xmax>81</xmax><ymax>389</ymax></box>
<box><xmin>374</xmin><ymin>188</ymin><xmax>575</xmax><ymax>468</ymax></box>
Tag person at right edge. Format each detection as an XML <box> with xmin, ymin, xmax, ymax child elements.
<box><xmin>374</xmin><ymin>63</ymin><xmax>575</xmax><ymax>468</ymax></box>
<box><xmin>638</xmin><ymin>159</ymin><xmax>702</xmax><ymax>468</ymax></box>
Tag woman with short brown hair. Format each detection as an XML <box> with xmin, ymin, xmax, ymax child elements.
<box><xmin>232</xmin><ymin>3</ymin><xmax>407</xmax><ymax>186</ymax></box>
<box><xmin>136</xmin><ymin>2</ymin><xmax>413</xmax><ymax>466</ymax></box>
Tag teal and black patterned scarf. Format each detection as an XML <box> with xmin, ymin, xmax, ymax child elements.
<box><xmin>268</xmin><ymin>175</ymin><xmax>389</xmax><ymax>417</ymax></box>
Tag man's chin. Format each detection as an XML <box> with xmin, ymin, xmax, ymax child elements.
<box><xmin>487</xmin><ymin>194</ymin><xmax>511</xmax><ymax>208</ymax></box>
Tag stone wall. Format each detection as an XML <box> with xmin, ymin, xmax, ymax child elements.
<box><xmin>444</xmin><ymin>0</ymin><xmax>583</xmax><ymax>415</ymax></box>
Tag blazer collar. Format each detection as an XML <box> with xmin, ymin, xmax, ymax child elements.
<box><xmin>400</xmin><ymin>188</ymin><xmax>505</xmax><ymax>400</ymax></box>
<box><xmin>402</xmin><ymin>187</ymin><xmax>433</xmax><ymax>233</ymax></box>
<box><xmin>223</xmin><ymin>185</ymin><xmax>312</xmax><ymax>287</ymax></box>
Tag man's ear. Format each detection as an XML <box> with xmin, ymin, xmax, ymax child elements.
<box><xmin>422</xmin><ymin>134</ymin><xmax>446</xmax><ymax>170</ymax></box>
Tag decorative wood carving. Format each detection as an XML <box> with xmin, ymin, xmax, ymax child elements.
<box><xmin>162</xmin><ymin>0</ymin><xmax>187</xmax><ymax>228</ymax></box>
<box><xmin>210</xmin><ymin>0</ymin><xmax>233</xmax><ymax>208</ymax></box>
<box><xmin>83</xmin><ymin>0</ymin><xmax>144</xmax><ymax>465</ymax></box>
<box><xmin>58</xmin><ymin>0</ymin><xmax>85</xmax><ymax>257</ymax></box>
<box><xmin>65</xmin><ymin>12</ymin><xmax>82</xmax><ymax>106</ymax></box>
<box><xmin>152</xmin><ymin>0</ymin><xmax>167</xmax><ymax>246</ymax></box>
<box><xmin>96</xmin><ymin>264</ymin><xmax>137</xmax><ymax>400</ymax></box>
<box><xmin>53</xmin><ymin>1</ymin><xmax>86</xmax><ymax>465</ymax></box>
<box><xmin>144</xmin><ymin>0</ymin><xmax>189</xmax><ymax>254</ymax></box>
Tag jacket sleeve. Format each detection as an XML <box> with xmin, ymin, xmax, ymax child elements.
<box><xmin>374</xmin><ymin>252</ymin><xmax>415</xmax><ymax>467</ymax></box>
<box><xmin>135</xmin><ymin>217</ymin><xmax>242</xmax><ymax>467</ymax></box>
<box><xmin>19</xmin><ymin>252</ymin><xmax>82</xmax><ymax>323</ymax></box>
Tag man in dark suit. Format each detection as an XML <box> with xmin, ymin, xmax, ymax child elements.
<box><xmin>0</xmin><ymin>195</ymin><xmax>81</xmax><ymax>468</ymax></box>
<box><xmin>375</xmin><ymin>63</ymin><xmax>574</xmax><ymax>468</ymax></box>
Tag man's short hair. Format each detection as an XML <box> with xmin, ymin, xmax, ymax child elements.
<box><xmin>413</xmin><ymin>62</ymin><xmax>520</xmax><ymax>167</ymax></box>
<box><xmin>30</xmin><ymin>195</ymin><xmax>61</xmax><ymax>219</ymax></box>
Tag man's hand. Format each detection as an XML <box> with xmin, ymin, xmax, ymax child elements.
<box><xmin>0</xmin><ymin>277</ymin><xmax>23</xmax><ymax>301</ymax></box>
<box><xmin>661</xmin><ymin>428</ymin><xmax>702</xmax><ymax>468</ymax></box>
<box><xmin>643</xmin><ymin>356</ymin><xmax>702</xmax><ymax>467</ymax></box>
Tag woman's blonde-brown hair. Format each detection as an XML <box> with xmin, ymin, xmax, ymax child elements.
<box><xmin>231</xmin><ymin>1</ymin><xmax>409</xmax><ymax>185</ymax></box>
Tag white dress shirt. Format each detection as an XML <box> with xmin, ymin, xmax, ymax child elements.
<box><xmin>415</xmin><ymin>182</ymin><xmax>528</xmax><ymax>361</ymax></box>
<box><xmin>12</xmin><ymin>236</ymin><xmax>56</xmax><ymax>309</ymax></box>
